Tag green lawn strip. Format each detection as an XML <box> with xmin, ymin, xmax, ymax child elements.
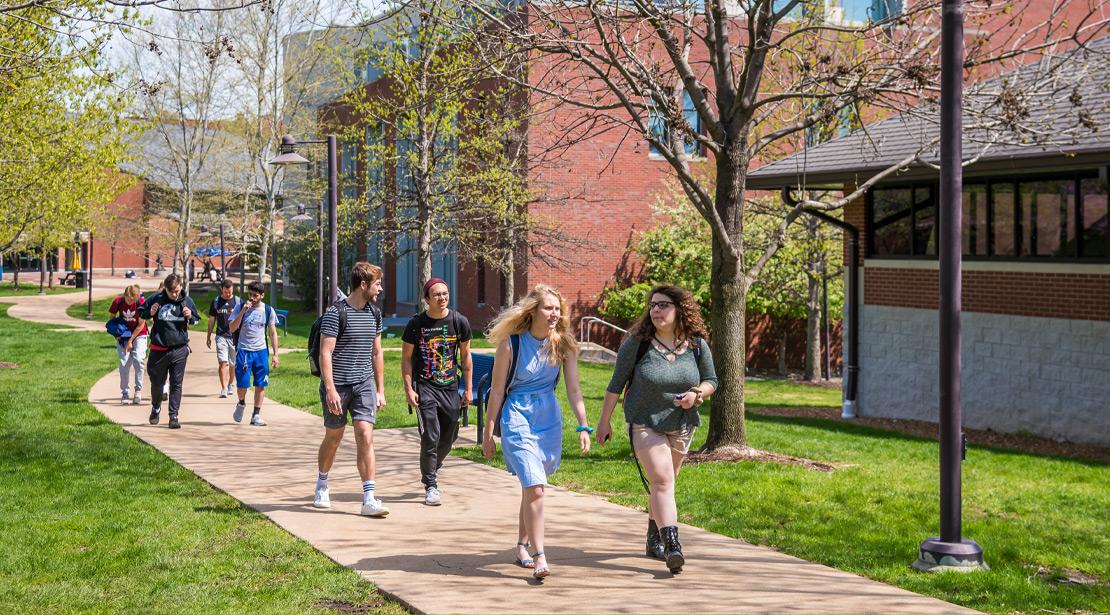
<box><xmin>0</xmin><ymin>280</ymin><xmax>82</xmax><ymax>296</ymax></box>
<box><xmin>0</xmin><ymin>306</ymin><xmax>404</xmax><ymax>614</ymax></box>
<box><xmin>263</xmin><ymin>337</ymin><xmax>1110</xmax><ymax>612</ymax></box>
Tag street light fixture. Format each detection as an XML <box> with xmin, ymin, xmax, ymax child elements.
<box><xmin>74</xmin><ymin>230</ymin><xmax>93</xmax><ymax>319</ymax></box>
<box><xmin>268</xmin><ymin>134</ymin><xmax>339</xmax><ymax>310</ymax></box>
<box><xmin>290</xmin><ymin>204</ymin><xmax>313</xmax><ymax>222</ymax></box>
<box><xmin>914</xmin><ymin>0</ymin><xmax>986</xmax><ymax>573</ymax></box>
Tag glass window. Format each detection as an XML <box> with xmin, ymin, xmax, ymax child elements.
<box><xmin>1080</xmin><ymin>177</ymin><xmax>1108</xmax><ymax>258</ymax></box>
<box><xmin>991</xmin><ymin>182</ymin><xmax>1016</xmax><ymax>256</ymax></box>
<box><xmin>649</xmin><ymin>90</ymin><xmax>702</xmax><ymax>157</ymax></box>
<box><xmin>962</xmin><ymin>183</ymin><xmax>988</xmax><ymax>256</ymax></box>
<box><xmin>913</xmin><ymin>185</ymin><xmax>935</xmax><ymax>255</ymax></box>
<box><xmin>1019</xmin><ymin>180</ymin><xmax>1075</xmax><ymax>257</ymax></box>
<box><xmin>871</xmin><ymin>188</ymin><xmax>912</xmax><ymax>256</ymax></box>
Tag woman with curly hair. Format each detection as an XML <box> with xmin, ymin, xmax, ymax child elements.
<box><xmin>482</xmin><ymin>284</ymin><xmax>592</xmax><ymax>580</ymax></box>
<box><xmin>595</xmin><ymin>285</ymin><xmax>717</xmax><ymax>574</ymax></box>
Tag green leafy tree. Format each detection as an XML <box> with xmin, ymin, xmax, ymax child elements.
<box><xmin>0</xmin><ymin>6</ymin><xmax>131</xmax><ymax>264</ymax></box>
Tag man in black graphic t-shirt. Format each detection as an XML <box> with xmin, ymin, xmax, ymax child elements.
<box><xmin>402</xmin><ymin>278</ymin><xmax>472</xmax><ymax>506</ymax></box>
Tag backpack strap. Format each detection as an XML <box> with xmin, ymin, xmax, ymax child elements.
<box><xmin>505</xmin><ymin>334</ymin><xmax>521</xmax><ymax>397</ymax></box>
<box><xmin>336</xmin><ymin>300</ymin><xmax>349</xmax><ymax>340</ymax></box>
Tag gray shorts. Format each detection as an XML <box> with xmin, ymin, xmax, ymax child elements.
<box><xmin>320</xmin><ymin>379</ymin><xmax>378</xmax><ymax>429</ymax></box>
<box><xmin>215</xmin><ymin>336</ymin><xmax>235</xmax><ymax>364</ymax></box>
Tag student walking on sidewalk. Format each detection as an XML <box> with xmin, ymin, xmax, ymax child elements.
<box><xmin>402</xmin><ymin>278</ymin><xmax>473</xmax><ymax>507</ymax></box>
<box><xmin>595</xmin><ymin>285</ymin><xmax>717</xmax><ymax>574</ymax></box>
<box><xmin>313</xmin><ymin>262</ymin><xmax>389</xmax><ymax>517</ymax></box>
<box><xmin>139</xmin><ymin>273</ymin><xmax>200</xmax><ymax>429</ymax></box>
<box><xmin>207</xmin><ymin>279</ymin><xmax>240</xmax><ymax>398</ymax></box>
<box><xmin>228</xmin><ymin>280</ymin><xmax>279</xmax><ymax>426</ymax></box>
<box><xmin>482</xmin><ymin>284</ymin><xmax>592</xmax><ymax>580</ymax></box>
<box><xmin>109</xmin><ymin>284</ymin><xmax>148</xmax><ymax>405</ymax></box>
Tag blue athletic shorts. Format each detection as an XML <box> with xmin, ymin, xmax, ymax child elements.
<box><xmin>235</xmin><ymin>348</ymin><xmax>270</xmax><ymax>388</ymax></box>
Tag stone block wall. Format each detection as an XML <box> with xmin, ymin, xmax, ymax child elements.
<box><xmin>860</xmin><ymin>304</ymin><xmax>1110</xmax><ymax>446</ymax></box>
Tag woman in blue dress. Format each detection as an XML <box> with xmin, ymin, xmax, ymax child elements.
<box><xmin>482</xmin><ymin>284</ymin><xmax>592</xmax><ymax>580</ymax></box>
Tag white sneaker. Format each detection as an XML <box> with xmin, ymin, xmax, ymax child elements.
<box><xmin>121</xmin><ymin>391</ymin><xmax>130</xmax><ymax>404</ymax></box>
<box><xmin>233</xmin><ymin>401</ymin><xmax>245</xmax><ymax>423</ymax></box>
<box><xmin>250</xmin><ymin>414</ymin><xmax>266</xmax><ymax>426</ymax></box>
<box><xmin>360</xmin><ymin>498</ymin><xmax>390</xmax><ymax>517</ymax></box>
<box><xmin>425</xmin><ymin>486</ymin><xmax>442</xmax><ymax>506</ymax></box>
<box><xmin>132</xmin><ymin>393</ymin><xmax>142</xmax><ymax>406</ymax></box>
<box><xmin>219</xmin><ymin>388</ymin><xmax>228</xmax><ymax>399</ymax></box>
<box><xmin>313</xmin><ymin>485</ymin><xmax>331</xmax><ymax>509</ymax></box>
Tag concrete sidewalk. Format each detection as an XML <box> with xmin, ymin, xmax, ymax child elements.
<box><xmin>21</xmin><ymin>288</ymin><xmax>975</xmax><ymax>614</ymax></box>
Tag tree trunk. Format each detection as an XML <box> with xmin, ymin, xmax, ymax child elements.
<box><xmin>110</xmin><ymin>244</ymin><xmax>116</xmax><ymax>277</ymax></box>
<box><xmin>39</xmin><ymin>254</ymin><xmax>46</xmax><ymax>295</ymax></box>
<box><xmin>418</xmin><ymin>208</ymin><xmax>433</xmax><ymax>310</ymax></box>
<box><xmin>258</xmin><ymin>213</ymin><xmax>271</xmax><ymax>283</ymax></box>
<box><xmin>703</xmin><ymin>242</ymin><xmax>748</xmax><ymax>453</ymax></box>
<box><xmin>804</xmin><ymin>273</ymin><xmax>821</xmax><ymax>381</ymax></box>
<box><xmin>13</xmin><ymin>263</ymin><xmax>19</xmax><ymax>290</ymax></box>
<box><xmin>500</xmin><ymin>225</ymin><xmax>516</xmax><ymax>308</ymax></box>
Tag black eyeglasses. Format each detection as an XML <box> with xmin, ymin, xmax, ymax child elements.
<box><xmin>649</xmin><ymin>300</ymin><xmax>675</xmax><ymax>310</ymax></box>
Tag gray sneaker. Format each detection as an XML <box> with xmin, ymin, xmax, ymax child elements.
<box><xmin>360</xmin><ymin>498</ymin><xmax>390</xmax><ymax>517</ymax></box>
<box><xmin>425</xmin><ymin>486</ymin><xmax>442</xmax><ymax>506</ymax></box>
<box><xmin>233</xmin><ymin>401</ymin><xmax>245</xmax><ymax>423</ymax></box>
<box><xmin>132</xmin><ymin>392</ymin><xmax>142</xmax><ymax>405</ymax></box>
<box><xmin>250</xmin><ymin>414</ymin><xmax>266</xmax><ymax>426</ymax></box>
<box><xmin>121</xmin><ymin>390</ymin><xmax>130</xmax><ymax>404</ymax></box>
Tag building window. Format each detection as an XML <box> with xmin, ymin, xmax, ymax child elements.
<box><xmin>1080</xmin><ymin>177</ymin><xmax>1109</xmax><ymax>257</ymax></box>
<box><xmin>962</xmin><ymin>183</ymin><xmax>988</xmax><ymax>256</ymax></box>
<box><xmin>649</xmin><ymin>89</ymin><xmax>703</xmax><ymax>158</ymax></box>
<box><xmin>870</xmin><ymin>187</ymin><xmax>912</xmax><ymax>256</ymax></box>
<box><xmin>869</xmin><ymin>171</ymin><xmax>1109</xmax><ymax>261</ymax></box>
<box><xmin>477</xmin><ymin>260</ymin><xmax>486</xmax><ymax>304</ymax></box>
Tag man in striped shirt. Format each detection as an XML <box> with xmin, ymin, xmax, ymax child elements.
<box><xmin>313</xmin><ymin>262</ymin><xmax>389</xmax><ymax>517</ymax></box>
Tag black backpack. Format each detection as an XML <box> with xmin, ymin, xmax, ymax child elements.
<box><xmin>308</xmin><ymin>301</ymin><xmax>349</xmax><ymax>377</ymax></box>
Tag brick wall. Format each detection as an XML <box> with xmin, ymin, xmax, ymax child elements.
<box><xmin>863</xmin><ymin>267</ymin><xmax>1110</xmax><ymax>322</ymax></box>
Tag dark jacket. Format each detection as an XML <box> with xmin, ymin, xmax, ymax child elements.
<box><xmin>139</xmin><ymin>291</ymin><xmax>200</xmax><ymax>349</ymax></box>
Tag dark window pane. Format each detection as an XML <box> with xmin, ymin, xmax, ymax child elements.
<box><xmin>1081</xmin><ymin>178</ymin><xmax>1109</xmax><ymax>257</ymax></box>
<box><xmin>991</xmin><ymin>182</ymin><xmax>1016</xmax><ymax>256</ymax></box>
<box><xmin>962</xmin><ymin>184</ymin><xmax>988</xmax><ymax>256</ymax></box>
<box><xmin>872</xmin><ymin>188</ymin><xmax>912</xmax><ymax>256</ymax></box>
<box><xmin>1020</xmin><ymin>180</ymin><xmax>1075</xmax><ymax>257</ymax></box>
<box><xmin>913</xmin><ymin>185</ymin><xmax>935</xmax><ymax>255</ymax></box>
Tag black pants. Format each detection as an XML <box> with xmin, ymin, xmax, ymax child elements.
<box><xmin>416</xmin><ymin>385</ymin><xmax>461</xmax><ymax>488</ymax></box>
<box><xmin>149</xmin><ymin>345</ymin><xmax>189</xmax><ymax>417</ymax></box>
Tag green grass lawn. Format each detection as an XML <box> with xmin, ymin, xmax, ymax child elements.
<box><xmin>0</xmin><ymin>279</ymin><xmax>81</xmax><ymax>296</ymax></box>
<box><xmin>0</xmin><ymin>305</ymin><xmax>403</xmax><ymax>614</ymax></box>
<box><xmin>265</xmin><ymin>348</ymin><xmax>1110</xmax><ymax>612</ymax></box>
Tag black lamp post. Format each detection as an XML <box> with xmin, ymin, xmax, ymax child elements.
<box><xmin>75</xmin><ymin>230</ymin><xmax>93</xmax><ymax>319</ymax></box>
<box><xmin>914</xmin><ymin>0</ymin><xmax>986</xmax><ymax>572</ymax></box>
<box><xmin>219</xmin><ymin>223</ymin><xmax>226</xmax><ymax>282</ymax></box>
<box><xmin>269</xmin><ymin>134</ymin><xmax>339</xmax><ymax>307</ymax></box>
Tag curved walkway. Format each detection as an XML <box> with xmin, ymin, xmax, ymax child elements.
<box><xmin>11</xmin><ymin>279</ymin><xmax>975</xmax><ymax>614</ymax></box>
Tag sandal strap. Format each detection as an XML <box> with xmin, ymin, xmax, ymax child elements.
<box><xmin>530</xmin><ymin>551</ymin><xmax>544</xmax><ymax>558</ymax></box>
<box><xmin>516</xmin><ymin>542</ymin><xmax>530</xmax><ymax>547</ymax></box>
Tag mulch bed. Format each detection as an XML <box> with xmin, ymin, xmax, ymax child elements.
<box><xmin>750</xmin><ymin>406</ymin><xmax>1110</xmax><ymax>463</ymax></box>
<box><xmin>687</xmin><ymin>447</ymin><xmax>840</xmax><ymax>472</ymax></box>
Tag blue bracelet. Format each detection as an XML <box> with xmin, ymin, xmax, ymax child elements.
<box><xmin>575</xmin><ymin>425</ymin><xmax>595</xmax><ymax>434</ymax></box>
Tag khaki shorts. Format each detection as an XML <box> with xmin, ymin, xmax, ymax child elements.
<box><xmin>630</xmin><ymin>423</ymin><xmax>695</xmax><ymax>456</ymax></box>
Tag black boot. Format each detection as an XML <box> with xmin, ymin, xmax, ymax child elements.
<box><xmin>646</xmin><ymin>519</ymin><xmax>665</xmax><ymax>560</ymax></box>
<box><xmin>660</xmin><ymin>526</ymin><xmax>684</xmax><ymax>573</ymax></box>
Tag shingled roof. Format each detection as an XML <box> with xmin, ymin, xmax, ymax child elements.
<box><xmin>747</xmin><ymin>36</ymin><xmax>1110</xmax><ymax>190</ymax></box>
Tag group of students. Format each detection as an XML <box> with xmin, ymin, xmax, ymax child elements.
<box><xmin>109</xmin><ymin>262</ymin><xmax>718</xmax><ymax>580</ymax></box>
<box><xmin>314</xmin><ymin>262</ymin><xmax>717</xmax><ymax>579</ymax></box>
<box><xmin>109</xmin><ymin>274</ymin><xmax>280</xmax><ymax>429</ymax></box>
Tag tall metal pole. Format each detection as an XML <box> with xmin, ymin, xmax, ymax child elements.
<box><xmin>85</xmin><ymin>232</ymin><xmax>94</xmax><ymax>319</ymax></box>
<box><xmin>915</xmin><ymin>0</ymin><xmax>984</xmax><ymax>572</ymax></box>
<box><xmin>327</xmin><ymin>135</ymin><xmax>339</xmax><ymax>304</ymax></box>
<box><xmin>317</xmin><ymin>197</ymin><xmax>325</xmax><ymax>316</ymax></box>
<box><xmin>219</xmin><ymin>223</ymin><xmax>226</xmax><ymax>281</ymax></box>
<box><xmin>270</xmin><ymin>231</ymin><xmax>279</xmax><ymax>305</ymax></box>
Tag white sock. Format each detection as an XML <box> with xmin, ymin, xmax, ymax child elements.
<box><xmin>362</xmin><ymin>480</ymin><xmax>375</xmax><ymax>504</ymax></box>
<box><xmin>316</xmin><ymin>472</ymin><xmax>328</xmax><ymax>490</ymax></box>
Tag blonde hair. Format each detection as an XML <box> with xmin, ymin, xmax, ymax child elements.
<box><xmin>124</xmin><ymin>284</ymin><xmax>141</xmax><ymax>301</ymax></box>
<box><xmin>486</xmin><ymin>284</ymin><xmax>577</xmax><ymax>366</ymax></box>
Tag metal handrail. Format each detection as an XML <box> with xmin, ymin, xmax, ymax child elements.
<box><xmin>579</xmin><ymin>316</ymin><xmax>627</xmax><ymax>347</ymax></box>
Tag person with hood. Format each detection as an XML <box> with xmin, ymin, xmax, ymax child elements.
<box><xmin>139</xmin><ymin>273</ymin><xmax>200</xmax><ymax>429</ymax></box>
